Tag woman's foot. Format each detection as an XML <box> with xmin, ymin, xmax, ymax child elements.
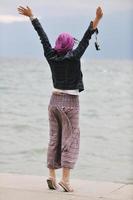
<box><xmin>46</xmin><ymin>176</ymin><xmax>57</xmax><ymax>190</ymax></box>
<box><xmin>58</xmin><ymin>180</ymin><xmax>74</xmax><ymax>192</ymax></box>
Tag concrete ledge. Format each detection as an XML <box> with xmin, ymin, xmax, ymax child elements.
<box><xmin>0</xmin><ymin>173</ymin><xmax>133</xmax><ymax>200</ymax></box>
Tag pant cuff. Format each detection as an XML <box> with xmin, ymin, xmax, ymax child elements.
<box><xmin>61</xmin><ymin>161</ymin><xmax>75</xmax><ymax>169</ymax></box>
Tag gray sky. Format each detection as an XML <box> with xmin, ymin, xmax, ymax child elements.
<box><xmin>0</xmin><ymin>0</ymin><xmax>133</xmax><ymax>59</ymax></box>
<box><xmin>0</xmin><ymin>0</ymin><xmax>133</xmax><ymax>22</ymax></box>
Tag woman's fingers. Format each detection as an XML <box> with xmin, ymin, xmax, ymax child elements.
<box><xmin>19</xmin><ymin>6</ymin><xmax>26</xmax><ymax>10</ymax></box>
<box><xmin>17</xmin><ymin>5</ymin><xmax>33</xmax><ymax>17</ymax></box>
<box><xmin>97</xmin><ymin>7</ymin><xmax>102</xmax><ymax>13</ymax></box>
<box><xmin>17</xmin><ymin>8</ymin><xmax>24</xmax><ymax>13</ymax></box>
<box><xmin>18</xmin><ymin>11</ymin><xmax>24</xmax><ymax>15</ymax></box>
<box><xmin>18</xmin><ymin>10</ymin><xmax>24</xmax><ymax>14</ymax></box>
<box><xmin>96</xmin><ymin>6</ymin><xmax>103</xmax><ymax>19</ymax></box>
<box><xmin>18</xmin><ymin>7</ymin><xmax>27</xmax><ymax>13</ymax></box>
<box><xmin>17</xmin><ymin>8</ymin><xmax>23</xmax><ymax>12</ymax></box>
<box><xmin>26</xmin><ymin>6</ymin><xmax>30</xmax><ymax>10</ymax></box>
<box><xmin>18</xmin><ymin>6</ymin><xmax>27</xmax><ymax>13</ymax></box>
<box><xmin>18</xmin><ymin>8</ymin><xmax>25</xmax><ymax>13</ymax></box>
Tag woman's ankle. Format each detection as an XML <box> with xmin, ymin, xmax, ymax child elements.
<box><xmin>61</xmin><ymin>178</ymin><xmax>70</xmax><ymax>184</ymax></box>
<box><xmin>62</xmin><ymin>167</ymin><xmax>70</xmax><ymax>183</ymax></box>
<box><xmin>49</xmin><ymin>168</ymin><xmax>56</xmax><ymax>179</ymax></box>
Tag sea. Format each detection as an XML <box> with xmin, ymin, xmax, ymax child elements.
<box><xmin>0</xmin><ymin>58</ymin><xmax>133</xmax><ymax>184</ymax></box>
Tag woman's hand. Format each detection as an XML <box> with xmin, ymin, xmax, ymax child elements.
<box><xmin>93</xmin><ymin>6</ymin><xmax>103</xmax><ymax>29</ymax></box>
<box><xmin>96</xmin><ymin>7</ymin><xmax>103</xmax><ymax>20</ymax></box>
<box><xmin>17</xmin><ymin>6</ymin><xmax>33</xmax><ymax>17</ymax></box>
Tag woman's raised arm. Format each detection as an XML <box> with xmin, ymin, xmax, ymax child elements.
<box><xmin>17</xmin><ymin>6</ymin><xmax>53</xmax><ymax>59</ymax></box>
<box><xmin>72</xmin><ymin>6</ymin><xmax>103</xmax><ymax>59</ymax></box>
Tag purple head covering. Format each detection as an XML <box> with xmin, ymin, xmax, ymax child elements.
<box><xmin>54</xmin><ymin>32</ymin><xmax>75</xmax><ymax>54</ymax></box>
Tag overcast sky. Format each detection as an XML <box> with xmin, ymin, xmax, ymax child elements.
<box><xmin>0</xmin><ymin>0</ymin><xmax>133</xmax><ymax>59</ymax></box>
<box><xmin>0</xmin><ymin>0</ymin><xmax>133</xmax><ymax>22</ymax></box>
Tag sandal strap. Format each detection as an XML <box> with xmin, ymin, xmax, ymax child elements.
<box><xmin>59</xmin><ymin>181</ymin><xmax>74</xmax><ymax>192</ymax></box>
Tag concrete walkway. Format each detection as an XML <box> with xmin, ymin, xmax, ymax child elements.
<box><xmin>0</xmin><ymin>173</ymin><xmax>132</xmax><ymax>200</ymax></box>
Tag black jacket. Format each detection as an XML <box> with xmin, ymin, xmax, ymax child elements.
<box><xmin>31</xmin><ymin>18</ymin><xmax>98</xmax><ymax>92</ymax></box>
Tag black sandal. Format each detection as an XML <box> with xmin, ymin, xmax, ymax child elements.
<box><xmin>46</xmin><ymin>177</ymin><xmax>57</xmax><ymax>190</ymax></box>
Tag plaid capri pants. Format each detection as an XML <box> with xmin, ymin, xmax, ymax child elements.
<box><xmin>47</xmin><ymin>92</ymin><xmax>80</xmax><ymax>169</ymax></box>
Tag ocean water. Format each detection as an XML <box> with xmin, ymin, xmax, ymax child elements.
<box><xmin>0</xmin><ymin>58</ymin><xmax>133</xmax><ymax>184</ymax></box>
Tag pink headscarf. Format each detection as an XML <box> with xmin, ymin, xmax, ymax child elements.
<box><xmin>54</xmin><ymin>32</ymin><xmax>75</xmax><ymax>54</ymax></box>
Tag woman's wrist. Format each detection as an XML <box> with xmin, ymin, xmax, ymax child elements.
<box><xmin>93</xmin><ymin>17</ymin><xmax>100</xmax><ymax>29</ymax></box>
<box><xmin>29</xmin><ymin>15</ymin><xmax>36</xmax><ymax>21</ymax></box>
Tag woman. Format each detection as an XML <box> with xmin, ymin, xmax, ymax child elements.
<box><xmin>17</xmin><ymin>5</ymin><xmax>103</xmax><ymax>192</ymax></box>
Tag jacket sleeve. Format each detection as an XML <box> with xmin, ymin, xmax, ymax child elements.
<box><xmin>72</xmin><ymin>21</ymin><xmax>98</xmax><ymax>59</ymax></box>
<box><xmin>31</xmin><ymin>18</ymin><xmax>54</xmax><ymax>59</ymax></box>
